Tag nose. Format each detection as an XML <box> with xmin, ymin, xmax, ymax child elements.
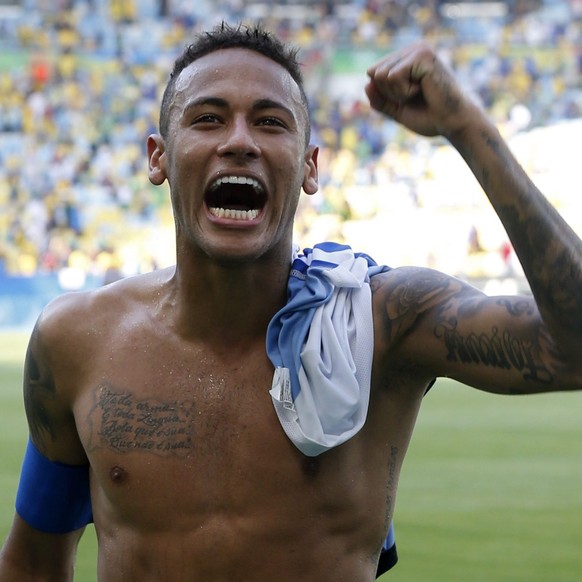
<box><xmin>216</xmin><ymin>118</ymin><xmax>261</xmax><ymax>159</ymax></box>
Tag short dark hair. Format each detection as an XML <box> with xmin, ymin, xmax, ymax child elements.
<box><xmin>158</xmin><ymin>22</ymin><xmax>310</xmax><ymax>142</ymax></box>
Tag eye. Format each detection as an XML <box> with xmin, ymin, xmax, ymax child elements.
<box><xmin>192</xmin><ymin>113</ymin><xmax>222</xmax><ymax>125</ymax></box>
<box><xmin>257</xmin><ymin>116</ymin><xmax>286</xmax><ymax>128</ymax></box>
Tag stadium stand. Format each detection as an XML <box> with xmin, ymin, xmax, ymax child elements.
<box><xmin>1</xmin><ymin>0</ymin><xmax>581</xmax><ymax>326</ymax></box>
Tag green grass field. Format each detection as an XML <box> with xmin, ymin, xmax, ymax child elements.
<box><xmin>1</xmin><ymin>331</ymin><xmax>581</xmax><ymax>581</ymax></box>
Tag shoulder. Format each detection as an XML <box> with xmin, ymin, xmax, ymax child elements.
<box><xmin>33</xmin><ymin>268</ymin><xmax>175</xmax><ymax>365</ymax></box>
<box><xmin>370</xmin><ymin>265</ymin><xmax>471</xmax><ymax>317</ymax></box>
<box><xmin>40</xmin><ymin>268</ymin><xmax>173</xmax><ymax>334</ymax></box>
<box><xmin>370</xmin><ymin>265</ymin><xmax>483</xmax><ymax>355</ymax></box>
<box><xmin>22</xmin><ymin>268</ymin><xmax>175</xmax><ymax>457</ymax></box>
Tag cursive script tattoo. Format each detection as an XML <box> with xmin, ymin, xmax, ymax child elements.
<box><xmin>88</xmin><ymin>383</ymin><xmax>195</xmax><ymax>456</ymax></box>
<box><xmin>383</xmin><ymin>445</ymin><xmax>399</xmax><ymax>533</ymax></box>
<box><xmin>434</xmin><ymin>319</ymin><xmax>552</xmax><ymax>384</ymax></box>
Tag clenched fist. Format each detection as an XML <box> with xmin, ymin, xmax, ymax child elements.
<box><xmin>365</xmin><ymin>42</ymin><xmax>484</xmax><ymax>139</ymax></box>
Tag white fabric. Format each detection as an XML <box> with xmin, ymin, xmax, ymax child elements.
<box><xmin>268</xmin><ymin>244</ymin><xmax>382</xmax><ymax>457</ymax></box>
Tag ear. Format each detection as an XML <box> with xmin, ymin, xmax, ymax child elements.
<box><xmin>147</xmin><ymin>134</ymin><xmax>167</xmax><ymax>186</ymax></box>
<box><xmin>302</xmin><ymin>145</ymin><xmax>319</xmax><ymax>195</ymax></box>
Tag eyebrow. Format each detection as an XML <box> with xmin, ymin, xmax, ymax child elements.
<box><xmin>182</xmin><ymin>96</ymin><xmax>227</xmax><ymax>113</ymax></box>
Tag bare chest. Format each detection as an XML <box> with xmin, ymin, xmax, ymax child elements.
<box><xmin>74</xmin><ymin>339</ymin><xmax>278</xmax><ymax>461</ymax></box>
<box><xmin>70</xmin><ymin>338</ymin><xmax>389</xmax><ymax>533</ymax></box>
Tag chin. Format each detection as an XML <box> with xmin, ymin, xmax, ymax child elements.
<box><xmin>186</xmin><ymin>228</ymin><xmax>290</xmax><ymax>265</ymax></box>
<box><xmin>202</xmin><ymin>240</ymin><xmax>268</xmax><ymax>265</ymax></box>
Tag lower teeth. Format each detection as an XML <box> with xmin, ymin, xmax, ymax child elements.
<box><xmin>210</xmin><ymin>207</ymin><xmax>258</xmax><ymax>220</ymax></box>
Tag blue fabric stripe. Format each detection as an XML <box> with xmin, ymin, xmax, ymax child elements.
<box><xmin>16</xmin><ymin>438</ymin><xmax>93</xmax><ymax>534</ymax></box>
<box><xmin>267</xmin><ymin>242</ymin><xmax>397</xmax><ymax>564</ymax></box>
<box><xmin>384</xmin><ymin>522</ymin><xmax>395</xmax><ymax>550</ymax></box>
<box><xmin>267</xmin><ymin>242</ymin><xmax>386</xmax><ymax>402</ymax></box>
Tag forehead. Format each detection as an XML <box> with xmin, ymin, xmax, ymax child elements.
<box><xmin>173</xmin><ymin>48</ymin><xmax>304</xmax><ymax>112</ymax></box>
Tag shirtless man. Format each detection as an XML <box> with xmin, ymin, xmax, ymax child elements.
<box><xmin>1</xmin><ymin>23</ymin><xmax>581</xmax><ymax>582</ymax></box>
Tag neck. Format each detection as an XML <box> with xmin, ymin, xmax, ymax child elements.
<box><xmin>167</xmin><ymin>247</ymin><xmax>292</xmax><ymax>345</ymax></box>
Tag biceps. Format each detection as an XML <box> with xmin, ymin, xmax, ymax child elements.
<box><xmin>415</xmin><ymin>295</ymin><xmax>577</xmax><ymax>393</ymax></box>
<box><xmin>22</xmin><ymin>325</ymin><xmax>84</xmax><ymax>462</ymax></box>
<box><xmin>23</xmin><ymin>328</ymin><xmax>60</xmax><ymax>449</ymax></box>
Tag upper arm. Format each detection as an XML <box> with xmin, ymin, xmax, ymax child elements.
<box><xmin>373</xmin><ymin>266</ymin><xmax>582</xmax><ymax>395</ymax></box>
<box><xmin>0</xmin><ymin>298</ymin><xmax>91</xmax><ymax>577</ymax></box>
<box><xmin>22</xmin><ymin>297</ymin><xmax>87</xmax><ymax>464</ymax></box>
<box><xmin>0</xmin><ymin>514</ymin><xmax>83</xmax><ymax>581</ymax></box>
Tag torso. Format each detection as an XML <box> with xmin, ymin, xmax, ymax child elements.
<box><xmin>49</xmin><ymin>268</ymin><xmax>427</xmax><ymax>581</ymax></box>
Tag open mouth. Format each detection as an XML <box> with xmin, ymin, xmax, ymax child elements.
<box><xmin>206</xmin><ymin>175</ymin><xmax>266</xmax><ymax>221</ymax></box>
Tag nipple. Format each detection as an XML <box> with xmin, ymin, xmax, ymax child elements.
<box><xmin>109</xmin><ymin>465</ymin><xmax>128</xmax><ymax>484</ymax></box>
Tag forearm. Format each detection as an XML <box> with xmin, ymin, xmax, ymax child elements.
<box><xmin>0</xmin><ymin>557</ymin><xmax>72</xmax><ymax>582</ymax></box>
<box><xmin>0</xmin><ymin>549</ymin><xmax>74</xmax><ymax>582</ymax></box>
<box><xmin>0</xmin><ymin>516</ymin><xmax>79</xmax><ymax>582</ymax></box>
<box><xmin>448</xmin><ymin>111</ymin><xmax>582</xmax><ymax>357</ymax></box>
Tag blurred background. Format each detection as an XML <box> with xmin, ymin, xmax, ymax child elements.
<box><xmin>1</xmin><ymin>0</ymin><xmax>581</xmax><ymax>329</ymax></box>
<box><xmin>1</xmin><ymin>4</ymin><xmax>582</xmax><ymax>580</ymax></box>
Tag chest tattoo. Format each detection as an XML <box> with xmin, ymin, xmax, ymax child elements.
<box><xmin>87</xmin><ymin>382</ymin><xmax>195</xmax><ymax>456</ymax></box>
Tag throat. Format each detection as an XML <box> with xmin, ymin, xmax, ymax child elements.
<box><xmin>171</xmin><ymin>260</ymin><xmax>291</xmax><ymax>339</ymax></box>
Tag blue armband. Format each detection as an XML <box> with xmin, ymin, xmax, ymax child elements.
<box><xmin>15</xmin><ymin>438</ymin><xmax>93</xmax><ymax>534</ymax></box>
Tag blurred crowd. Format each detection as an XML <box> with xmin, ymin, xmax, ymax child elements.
<box><xmin>1</xmin><ymin>0</ymin><xmax>581</xmax><ymax>285</ymax></box>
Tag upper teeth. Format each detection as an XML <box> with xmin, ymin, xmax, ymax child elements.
<box><xmin>210</xmin><ymin>175</ymin><xmax>263</xmax><ymax>191</ymax></box>
<box><xmin>208</xmin><ymin>175</ymin><xmax>263</xmax><ymax>220</ymax></box>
